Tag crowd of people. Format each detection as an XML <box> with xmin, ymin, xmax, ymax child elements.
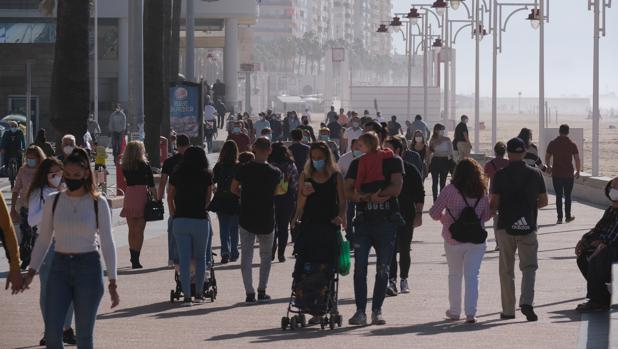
<box><xmin>1</xmin><ymin>104</ymin><xmax>617</xmax><ymax>347</ymax></box>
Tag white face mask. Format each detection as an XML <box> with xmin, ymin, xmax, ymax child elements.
<box><xmin>415</xmin><ymin>136</ymin><xmax>423</xmax><ymax>143</ymax></box>
<box><xmin>48</xmin><ymin>175</ymin><xmax>62</xmax><ymax>188</ymax></box>
<box><xmin>610</xmin><ymin>188</ymin><xmax>618</xmax><ymax>201</ymax></box>
<box><xmin>63</xmin><ymin>146</ymin><xmax>75</xmax><ymax>155</ymax></box>
<box><xmin>437</xmin><ymin>130</ymin><xmax>444</xmax><ymax>137</ymax></box>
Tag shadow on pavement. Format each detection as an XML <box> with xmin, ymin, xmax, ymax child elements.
<box><xmin>97</xmin><ymin>301</ymin><xmax>177</xmax><ymax>320</ymax></box>
<box><xmin>117</xmin><ymin>265</ymin><xmax>171</xmax><ymax>275</ymax></box>
<box><xmin>368</xmin><ymin>318</ymin><xmax>520</xmax><ymax>336</ymax></box>
<box><xmin>154</xmin><ymin>297</ymin><xmax>290</xmax><ymax>319</ymax></box>
<box><xmin>206</xmin><ymin>324</ymin><xmax>359</xmax><ymax>343</ymax></box>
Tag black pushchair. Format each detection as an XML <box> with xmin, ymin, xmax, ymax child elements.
<box><xmin>281</xmin><ymin>223</ymin><xmax>342</xmax><ymax>330</ymax></box>
<box><xmin>169</xmin><ymin>254</ymin><xmax>218</xmax><ymax>303</ymax></box>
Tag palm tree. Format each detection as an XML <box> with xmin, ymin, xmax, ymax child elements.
<box><xmin>143</xmin><ymin>0</ymin><xmax>166</xmax><ymax>166</ymax></box>
<box><xmin>43</xmin><ymin>0</ymin><xmax>90</xmax><ymax>142</ymax></box>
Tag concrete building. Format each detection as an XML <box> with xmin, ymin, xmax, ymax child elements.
<box><xmin>0</xmin><ymin>0</ymin><xmax>258</xmax><ymax>137</ymax></box>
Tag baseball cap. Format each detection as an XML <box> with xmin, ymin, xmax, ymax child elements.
<box><xmin>506</xmin><ymin>137</ymin><xmax>526</xmax><ymax>153</ymax></box>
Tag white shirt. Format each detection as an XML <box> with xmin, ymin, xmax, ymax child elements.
<box><xmin>204</xmin><ymin>105</ymin><xmax>217</xmax><ymax>121</ymax></box>
<box><xmin>338</xmin><ymin>151</ymin><xmax>362</xmax><ymax>177</ymax></box>
<box><xmin>343</xmin><ymin>127</ymin><xmax>363</xmax><ymax>140</ymax></box>
<box><xmin>27</xmin><ymin>186</ymin><xmax>58</xmax><ymax>228</ymax></box>
<box><xmin>29</xmin><ymin>192</ymin><xmax>117</xmax><ymax>280</ymax></box>
<box><xmin>83</xmin><ymin>131</ymin><xmax>93</xmax><ymax>151</ymax></box>
<box><xmin>375</xmin><ymin>116</ymin><xmax>386</xmax><ymax>123</ymax></box>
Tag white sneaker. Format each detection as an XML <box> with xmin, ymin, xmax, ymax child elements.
<box><xmin>193</xmin><ymin>297</ymin><xmax>206</xmax><ymax>304</ymax></box>
<box><xmin>400</xmin><ymin>279</ymin><xmax>410</xmax><ymax>294</ymax></box>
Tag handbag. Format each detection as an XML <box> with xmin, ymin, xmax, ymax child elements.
<box><xmin>337</xmin><ymin>230</ymin><xmax>351</xmax><ymax>276</ymax></box>
<box><xmin>144</xmin><ymin>192</ymin><xmax>164</xmax><ymax>222</ymax></box>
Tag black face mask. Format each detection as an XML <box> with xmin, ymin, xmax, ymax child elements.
<box><xmin>65</xmin><ymin>178</ymin><xmax>84</xmax><ymax>192</ymax></box>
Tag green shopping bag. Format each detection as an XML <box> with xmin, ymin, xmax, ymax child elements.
<box><xmin>338</xmin><ymin>230</ymin><xmax>351</xmax><ymax>276</ymax></box>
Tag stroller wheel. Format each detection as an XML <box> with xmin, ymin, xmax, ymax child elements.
<box><xmin>169</xmin><ymin>290</ymin><xmax>175</xmax><ymax>303</ymax></box>
<box><xmin>281</xmin><ymin>317</ymin><xmax>289</xmax><ymax>331</ymax></box>
<box><xmin>290</xmin><ymin>316</ymin><xmax>298</xmax><ymax>330</ymax></box>
<box><xmin>299</xmin><ymin>314</ymin><xmax>306</xmax><ymax>327</ymax></box>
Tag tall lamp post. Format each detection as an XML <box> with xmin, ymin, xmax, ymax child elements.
<box><xmin>491</xmin><ymin>0</ymin><xmax>549</xmax><ymax>148</ymax></box>
<box><xmin>589</xmin><ymin>0</ymin><xmax>612</xmax><ymax>176</ymax></box>
<box><xmin>473</xmin><ymin>0</ymin><xmax>490</xmax><ymax>153</ymax></box>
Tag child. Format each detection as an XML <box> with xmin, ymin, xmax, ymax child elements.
<box><xmin>355</xmin><ymin>132</ymin><xmax>393</xmax><ymax>194</ymax></box>
<box><xmin>94</xmin><ymin>142</ymin><xmax>109</xmax><ymax>187</ymax></box>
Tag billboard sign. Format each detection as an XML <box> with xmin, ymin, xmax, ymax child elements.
<box><xmin>169</xmin><ymin>81</ymin><xmax>202</xmax><ymax>139</ymax></box>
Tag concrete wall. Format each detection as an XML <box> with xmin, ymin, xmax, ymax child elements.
<box><xmin>350</xmin><ymin>85</ymin><xmax>441</xmax><ymax>123</ymax></box>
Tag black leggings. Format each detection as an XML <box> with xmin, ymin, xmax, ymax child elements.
<box><xmin>390</xmin><ymin>224</ymin><xmax>414</xmax><ymax>280</ymax></box>
<box><xmin>430</xmin><ymin>157</ymin><xmax>450</xmax><ymax>201</ymax></box>
<box><xmin>273</xmin><ymin>196</ymin><xmax>295</xmax><ymax>258</ymax></box>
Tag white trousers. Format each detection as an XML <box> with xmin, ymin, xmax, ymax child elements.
<box><xmin>444</xmin><ymin>242</ymin><xmax>486</xmax><ymax>317</ymax></box>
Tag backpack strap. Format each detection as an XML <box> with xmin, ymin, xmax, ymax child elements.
<box><xmin>52</xmin><ymin>193</ymin><xmax>61</xmax><ymax>215</ymax></box>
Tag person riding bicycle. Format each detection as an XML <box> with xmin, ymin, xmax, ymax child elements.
<box><xmin>1</xmin><ymin>121</ymin><xmax>26</xmax><ymax>169</ymax></box>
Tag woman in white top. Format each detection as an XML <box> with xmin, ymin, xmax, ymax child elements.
<box><xmin>26</xmin><ymin>157</ymin><xmax>77</xmax><ymax>346</ymax></box>
<box><xmin>428</xmin><ymin>123</ymin><xmax>454</xmax><ymax>202</ymax></box>
<box><xmin>23</xmin><ymin>148</ymin><xmax>119</xmax><ymax>349</ymax></box>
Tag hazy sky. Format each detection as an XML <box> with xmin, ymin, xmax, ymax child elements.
<box><xmin>392</xmin><ymin>0</ymin><xmax>618</xmax><ymax>98</ymax></box>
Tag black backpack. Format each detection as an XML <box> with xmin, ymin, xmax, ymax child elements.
<box><xmin>446</xmin><ymin>188</ymin><xmax>487</xmax><ymax>244</ymax></box>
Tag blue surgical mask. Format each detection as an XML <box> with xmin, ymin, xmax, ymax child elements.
<box><xmin>10</xmin><ymin>127</ymin><xmax>17</xmax><ymax>133</ymax></box>
<box><xmin>26</xmin><ymin>159</ymin><xmax>38</xmax><ymax>168</ymax></box>
<box><xmin>319</xmin><ymin>135</ymin><xmax>329</xmax><ymax>141</ymax></box>
<box><xmin>352</xmin><ymin>122</ymin><xmax>360</xmax><ymax>128</ymax></box>
<box><xmin>232</xmin><ymin>127</ymin><xmax>241</xmax><ymax>134</ymax></box>
<box><xmin>352</xmin><ymin>150</ymin><xmax>363</xmax><ymax>158</ymax></box>
<box><xmin>312</xmin><ymin>159</ymin><xmax>326</xmax><ymax>171</ymax></box>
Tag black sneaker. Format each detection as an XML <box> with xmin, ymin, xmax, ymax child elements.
<box><xmin>221</xmin><ymin>256</ymin><xmax>229</xmax><ymax>264</ymax></box>
<box><xmin>500</xmin><ymin>313</ymin><xmax>515</xmax><ymax>320</ymax></box>
<box><xmin>39</xmin><ymin>336</ymin><xmax>46</xmax><ymax>346</ymax></box>
<box><xmin>556</xmin><ymin>218</ymin><xmax>563</xmax><ymax>224</ymax></box>
<box><xmin>245</xmin><ymin>293</ymin><xmax>256</xmax><ymax>304</ymax></box>
<box><xmin>566</xmin><ymin>216</ymin><xmax>576</xmax><ymax>223</ymax></box>
<box><xmin>520</xmin><ymin>305</ymin><xmax>538</xmax><ymax>322</ymax></box>
<box><xmin>278</xmin><ymin>255</ymin><xmax>286</xmax><ymax>263</ymax></box>
<box><xmin>257</xmin><ymin>290</ymin><xmax>271</xmax><ymax>303</ymax></box>
<box><xmin>230</xmin><ymin>256</ymin><xmax>239</xmax><ymax>262</ymax></box>
<box><xmin>63</xmin><ymin>327</ymin><xmax>77</xmax><ymax>345</ymax></box>
<box><xmin>385</xmin><ymin>279</ymin><xmax>398</xmax><ymax>297</ymax></box>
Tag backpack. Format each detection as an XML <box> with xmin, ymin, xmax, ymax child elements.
<box><xmin>446</xmin><ymin>188</ymin><xmax>487</xmax><ymax>244</ymax></box>
<box><xmin>503</xmin><ymin>171</ymin><xmax>536</xmax><ymax>236</ymax></box>
<box><xmin>52</xmin><ymin>193</ymin><xmax>99</xmax><ymax>229</ymax></box>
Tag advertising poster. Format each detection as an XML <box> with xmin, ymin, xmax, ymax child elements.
<box><xmin>170</xmin><ymin>82</ymin><xmax>202</xmax><ymax>139</ymax></box>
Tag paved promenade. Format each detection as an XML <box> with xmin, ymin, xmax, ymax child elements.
<box><xmin>0</xmin><ymin>176</ymin><xmax>614</xmax><ymax>348</ymax></box>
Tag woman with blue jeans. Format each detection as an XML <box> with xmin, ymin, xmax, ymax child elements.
<box><xmin>27</xmin><ymin>157</ymin><xmax>76</xmax><ymax>346</ymax></box>
<box><xmin>24</xmin><ymin>148</ymin><xmax>119</xmax><ymax>348</ymax></box>
<box><xmin>168</xmin><ymin>146</ymin><xmax>213</xmax><ymax>306</ymax></box>
<box><xmin>269</xmin><ymin>142</ymin><xmax>299</xmax><ymax>262</ymax></box>
<box><xmin>212</xmin><ymin>140</ymin><xmax>241</xmax><ymax>264</ymax></box>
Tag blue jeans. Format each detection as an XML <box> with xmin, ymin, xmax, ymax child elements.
<box><xmin>39</xmin><ymin>242</ymin><xmax>74</xmax><ymax>331</ymax></box>
<box><xmin>352</xmin><ymin>216</ymin><xmax>397</xmax><ymax>313</ymax></box>
<box><xmin>173</xmin><ymin>218</ymin><xmax>210</xmax><ymax>298</ymax></box>
<box><xmin>217</xmin><ymin>213</ymin><xmax>239</xmax><ymax>259</ymax></box>
<box><xmin>45</xmin><ymin>252</ymin><xmax>104</xmax><ymax>349</ymax></box>
<box><xmin>168</xmin><ymin>217</ymin><xmax>177</xmax><ymax>264</ymax></box>
<box><xmin>552</xmin><ymin>176</ymin><xmax>574</xmax><ymax>220</ymax></box>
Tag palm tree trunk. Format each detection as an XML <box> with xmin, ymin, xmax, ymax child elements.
<box><xmin>159</xmin><ymin>0</ymin><xmax>172</xmax><ymax>143</ymax></box>
<box><xmin>49</xmin><ymin>0</ymin><xmax>90</xmax><ymax>143</ymax></box>
<box><xmin>143</xmin><ymin>0</ymin><xmax>164</xmax><ymax>166</ymax></box>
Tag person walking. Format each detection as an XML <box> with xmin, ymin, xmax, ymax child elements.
<box><xmin>453</xmin><ymin>115</ymin><xmax>471</xmax><ymax>161</ymax></box>
<box><xmin>1</xmin><ymin>189</ymin><xmax>22</xmax><ymax>294</ymax></box>
<box><xmin>231</xmin><ymin>138</ymin><xmax>282</xmax><ymax>303</ymax></box>
<box><xmin>491</xmin><ymin>137</ymin><xmax>548</xmax><ymax>322</ymax></box>
<box><xmin>26</xmin><ymin>157</ymin><xmax>76</xmax><ymax>346</ymax></box>
<box><xmin>326</xmin><ymin>106</ymin><xmax>338</xmax><ymax>124</ymax></box>
<box><xmin>517</xmin><ymin>128</ymin><xmax>546</xmax><ymax>170</ymax></box>
<box><xmin>545</xmin><ymin>124</ymin><xmax>581</xmax><ymax>224</ymax></box>
<box><xmin>387</xmin><ymin>115</ymin><xmax>403</xmax><ymax>137</ymax></box>
<box><xmin>167</xmin><ymin>146</ymin><xmax>213</xmax><ymax>306</ymax></box>
<box><xmin>384</xmin><ymin>137</ymin><xmax>424</xmax><ymax>296</ymax></box>
<box><xmin>34</xmin><ymin>129</ymin><xmax>55</xmax><ymax>157</ymax></box>
<box><xmin>254</xmin><ymin>113</ymin><xmax>271</xmax><ymax>139</ymax></box>
<box><xmin>430</xmin><ymin>159</ymin><xmax>492</xmax><ymax>323</ymax></box>
<box><xmin>428</xmin><ymin>123</ymin><xmax>454</xmax><ymax>202</ymax></box>
<box><xmin>288</xmin><ymin>129</ymin><xmax>310</xmax><ymax>172</ymax></box>
<box><xmin>58</xmin><ymin>134</ymin><xmax>77</xmax><ymax>162</ymax></box>
<box><xmin>269</xmin><ymin>143</ymin><xmax>299</xmax><ymax>262</ymax></box>
<box><xmin>108</xmin><ymin>103</ymin><xmax>127</xmax><ymax>162</ymax></box>
<box><xmin>12</xmin><ymin>145</ymin><xmax>46</xmax><ymax>268</ymax></box>
<box><xmin>410</xmin><ymin>114</ymin><xmax>431</xmax><ymax>140</ymax></box>
<box><xmin>338</xmin><ymin>139</ymin><xmax>364</xmax><ymax>239</ymax></box>
<box><xmin>344</xmin><ymin>131</ymin><xmax>404</xmax><ymax>326</ymax></box>
<box><xmin>341</xmin><ymin>115</ymin><xmax>363</xmax><ymax>153</ymax></box>
<box><xmin>327</xmin><ymin>115</ymin><xmax>343</xmax><ymax>145</ymax></box>
<box><xmin>318</xmin><ymin>127</ymin><xmax>340</xmax><ymax>161</ymax></box>
<box><xmin>120</xmin><ymin>141</ymin><xmax>156</xmax><ymax>269</ymax></box>
<box><xmin>227</xmin><ymin>121</ymin><xmax>251</xmax><ymax>152</ymax></box>
<box><xmin>212</xmin><ymin>140</ymin><xmax>241</xmax><ymax>264</ymax></box>
<box><xmin>1</xmin><ymin>121</ymin><xmax>26</xmax><ymax>171</ymax></box>
<box><xmin>214</xmin><ymin>97</ymin><xmax>227</xmax><ymax>130</ymax></box>
<box><xmin>24</xmin><ymin>148</ymin><xmax>119</xmax><ymax>348</ymax></box>
<box><xmin>484</xmin><ymin>142</ymin><xmax>510</xmax><ymax>251</ymax></box>
<box><xmin>574</xmin><ymin>178</ymin><xmax>618</xmax><ymax>312</ymax></box>
<box><xmin>87</xmin><ymin>114</ymin><xmax>101</xmax><ymax>142</ymax></box>
<box><xmin>158</xmin><ymin>134</ymin><xmax>190</xmax><ymax>266</ymax></box>
<box><xmin>411</xmin><ymin>130</ymin><xmax>429</xmax><ymax>179</ymax></box>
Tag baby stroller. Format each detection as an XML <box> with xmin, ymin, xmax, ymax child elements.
<box><xmin>169</xmin><ymin>254</ymin><xmax>218</xmax><ymax>303</ymax></box>
<box><xmin>281</xmin><ymin>223</ymin><xmax>342</xmax><ymax>330</ymax></box>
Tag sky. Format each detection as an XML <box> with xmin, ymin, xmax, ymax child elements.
<box><xmin>392</xmin><ymin>0</ymin><xmax>618</xmax><ymax>98</ymax></box>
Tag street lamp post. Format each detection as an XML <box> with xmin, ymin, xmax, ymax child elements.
<box><xmin>589</xmin><ymin>0</ymin><xmax>612</xmax><ymax>176</ymax></box>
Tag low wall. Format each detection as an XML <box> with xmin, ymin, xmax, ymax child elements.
<box><xmin>472</xmin><ymin>153</ymin><xmax>613</xmax><ymax>208</ymax></box>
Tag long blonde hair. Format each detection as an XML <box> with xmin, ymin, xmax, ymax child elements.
<box><xmin>121</xmin><ymin>141</ymin><xmax>148</xmax><ymax>172</ymax></box>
